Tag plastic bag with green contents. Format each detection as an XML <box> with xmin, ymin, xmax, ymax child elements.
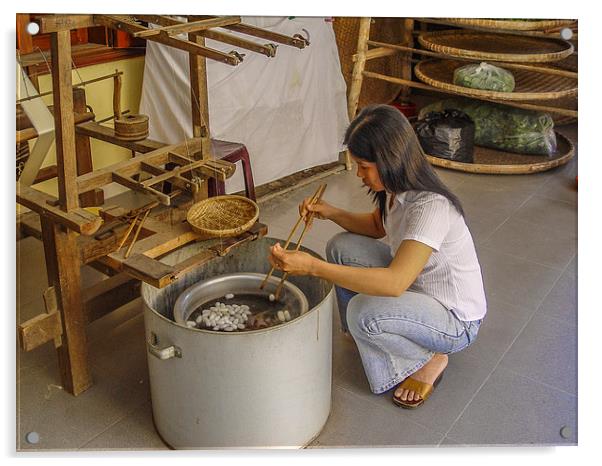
<box><xmin>418</xmin><ymin>98</ymin><xmax>556</xmax><ymax>155</ymax></box>
<box><xmin>453</xmin><ymin>62</ymin><xmax>515</xmax><ymax>93</ymax></box>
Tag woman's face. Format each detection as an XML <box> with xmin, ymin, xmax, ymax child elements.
<box><xmin>351</xmin><ymin>154</ymin><xmax>385</xmax><ymax>192</ymax></box>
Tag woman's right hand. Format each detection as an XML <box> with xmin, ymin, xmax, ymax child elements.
<box><xmin>299</xmin><ymin>197</ymin><xmax>336</xmax><ymax>227</ymax></box>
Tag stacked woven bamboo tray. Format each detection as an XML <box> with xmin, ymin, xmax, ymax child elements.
<box><xmin>413</xmin><ymin>24</ymin><xmax>577</xmax><ymax>174</ymax></box>
<box><xmin>437</xmin><ymin>18</ymin><xmax>577</xmax><ymax>32</ymax></box>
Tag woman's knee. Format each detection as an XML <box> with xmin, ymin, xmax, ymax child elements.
<box><xmin>326</xmin><ymin>232</ymin><xmax>356</xmax><ymax>264</ymax></box>
<box><xmin>346</xmin><ymin>294</ymin><xmax>379</xmax><ymax>337</ymax></box>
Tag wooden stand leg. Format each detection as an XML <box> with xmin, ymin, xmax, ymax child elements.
<box><xmin>346</xmin><ymin>17</ymin><xmax>372</xmax><ymax>171</ymax></box>
<box><xmin>41</xmin><ymin>217</ymin><xmax>92</xmax><ymax>396</ymax></box>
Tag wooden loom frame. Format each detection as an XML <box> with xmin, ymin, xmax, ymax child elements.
<box><xmin>16</xmin><ymin>14</ymin><xmax>309</xmax><ymax>395</ymax></box>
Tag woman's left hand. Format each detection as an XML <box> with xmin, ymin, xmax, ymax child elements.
<box><xmin>268</xmin><ymin>243</ymin><xmax>316</xmax><ymax>276</ymax></box>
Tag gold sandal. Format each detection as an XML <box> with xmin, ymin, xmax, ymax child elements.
<box><xmin>392</xmin><ymin>371</ymin><xmax>444</xmax><ymax>409</ymax></box>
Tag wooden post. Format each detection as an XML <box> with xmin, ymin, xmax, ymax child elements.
<box><xmin>51</xmin><ymin>30</ymin><xmax>79</xmax><ymax>211</ymax></box>
<box><xmin>346</xmin><ymin>17</ymin><xmax>372</xmax><ymax>170</ymax></box>
<box><xmin>41</xmin><ymin>217</ymin><xmax>92</xmax><ymax>395</ymax></box>
<box><xmin>73</xmin><ymin>87</ymin><xmax>103</xmax><ymax>207</ymax></box>
<box><xmin>45</xmin><ymin>30</ymin><xmax>92</xmax><ymax>395</ymax></box>
<box><xmin>399</xmin><ymin>18</ymin><xmax>415</xmax><ymax>100</ymax></box>
<box><xmin>189</xmin><ymin>23</ymin><xmax>211</xmax><ymax>200</ymax></box>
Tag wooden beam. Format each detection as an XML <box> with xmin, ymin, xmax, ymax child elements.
<box><xmin>76</xmin><ymin>120</ymin><xmax>164</xmax><ymax>152</ymax></box>
<box><xmin>138</xmin><ymin>15</ymin><xmax>277</xmax><ymax>57</ymax></box>
<box><xmin>132</xmin><ymin>16</ymin><xmax>241</xmax><ymax>38</ymax></box>
<box><xmin>17</xmin><ymin>110</ymin><xmax>95</xmax><ymax>144</ymax></box>
<box><xmin>82</xmin><ymin>273</ymin><xmax>141</xmax><ymax>323</ymax></box>
<box><xmin>94</xmin><ymin>15</ymin><xmax>242</xmax><ymax>66</ymax></box>
<box><xmin>75</xmin><ymin>138</ymin><xmax>202</xmax><ymax>192</ymax></box>
<box><xmin>19</xmin><ymin>312</ymin><xmax>63</xmax><ymax>352</ymax></box>
<box><xmin>50</xmin><ymin>30</ymin><xmax>79</xmax><ymax>211</ymax></box>
<box><xmin>36</xmin><ymin>14</ymin><xmax>96</xmax><ymax>34</ymax></box>
<box><xmin>221</xmin><ymin>22</ymin><xmax>309</xmax><ymax>48</ymax></box>
<box><xmin>16</xmin><ymin>182</ymin><xmax>103</xmax><ymax>236</ymax></box>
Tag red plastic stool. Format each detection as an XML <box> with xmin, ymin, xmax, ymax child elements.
<box><xmin>207</xmin><ymin>139</ymin><xmax>256</xmax><ymax>202</ymax></box>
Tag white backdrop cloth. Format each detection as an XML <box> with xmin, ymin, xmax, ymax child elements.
<box><xmin>139</xmin><ymin>17</ymin><xmax>349</xmax><ymax>193</ymax></box>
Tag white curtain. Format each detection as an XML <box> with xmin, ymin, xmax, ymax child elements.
<box><xmin>139</xmin><ymin>16</ymin><xmax>349</xmax><ymax>193</ymax></box>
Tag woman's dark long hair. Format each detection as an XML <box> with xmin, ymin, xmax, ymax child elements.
<box><xmin>344</xmin><ymin>104</ymin><xmax>465</xmax><ymax>221</ymax></box>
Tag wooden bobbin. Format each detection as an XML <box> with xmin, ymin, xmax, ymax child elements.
<box><xmin>114</xmin><ymin>114</ymin><xmax>149</xmax><ymax>141</ymax></box>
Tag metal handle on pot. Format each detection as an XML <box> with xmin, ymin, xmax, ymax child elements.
<box><xmin>147</xmin><ymin>334</ymin><xmax>182</xmax><ymax>360</ymax></box>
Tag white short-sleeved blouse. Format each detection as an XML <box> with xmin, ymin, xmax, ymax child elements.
<box><xmin>383</xmin><ymin>190</ymin><xmax>487</xmax><ymax>321</ymax></box>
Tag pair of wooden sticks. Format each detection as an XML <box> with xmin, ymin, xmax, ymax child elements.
<box><xmin>116</xmin><ymin>208</ymin><xmax>151</xmax><ymax>259</ymax></box>
<box><xmin>260</xmin><ymin>183</ymin><xmax>327</xmax><ymax>300</ymax></box>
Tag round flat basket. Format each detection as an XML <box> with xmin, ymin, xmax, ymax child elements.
<box><xmin>438</xmin><ymin>18</ymin><xmax>577</xmax><ymax>32</ymax></box>
<box><xmin>418</xmin><ymin>30</ymin><xmax>574</xmax><ymax>63</ymax></box>
<box><xmin>187</xmin><ymin>195</ymin><xmax>259</xmax><ymax>238</ymax></box>
<box><xmin>426</xmin><ymin>131</ymin><xmax>574</xmax><ymax>174</ymax></box>
<box><xmin>414</xmin><ymin>59</ymin><xmax>578</xmax><ymax>101</ymax></box>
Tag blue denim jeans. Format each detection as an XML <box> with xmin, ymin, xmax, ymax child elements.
<box><xmin>326</xmin><ymin>232</ymin><xmax>482</xmax><ymax>394</ymax></box>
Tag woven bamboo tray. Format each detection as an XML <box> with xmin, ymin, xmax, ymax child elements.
<box><xmin>418</xmin><ymin>30</ymin><xmax>574</xmax><ymax>63</ymax></box>
<box><xmin>414</xmin><ymin>59</ymin><xmax>578</xmax><ymax>101</ymax></box>
<box><xmin>438</xmin><ymin>18</ymin><xmax>577</xmax><ymax>32</ymax></box>
<box><xmin>426</xmin><ymin>131</ymin><xmax>574</xmax><ymax>174</ymax></box>
<box><xmin>187</xmin><ymin>195</ymin><xmax>259</xmax><ymax>238</ymax></box>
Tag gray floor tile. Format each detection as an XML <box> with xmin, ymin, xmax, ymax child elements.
<box><xmin>80</xmin><ymin>400</ymin><xmax>168</xmax><ymax>451</ymax></box>
<box><xmin>445</xmin><ymin>366</ymin><xmax>577</xmax><ymax>445</ymax></box>
<box><xmin>453</xmin><ymin>182</ymin><xmax>534</xmax><ymax>219</ymax></box>
<box><xmin>17</xmin><ymin>356</ymin><xmax>149</xmax><ymax>451</ymax></box>
<box><xmin>433</xmin><ymin>167</ymin><xmax>471</xmax><ymax>190</ymax></box>
<box><xmin>335</xmin><ymin>346</ymin><xmax>494</xmax><ymax>435</ymax></box>
<box><xmin>534</xmin><ymin>176</ymin><xmax>578</xmax><ymax>204</ymax></box>
<box><xmin>477</xmin><ymin>247</ymin><xmax>563</xmax><ymax>310</ymax></box>
<box><xmin>461</xmin><ymin>297</ymin><xmax>535</xmax><ymax>365</ymax></box>
<box><xmin>463</xmin><ymin>171</ymin><xmax>553</xmax><ymax>193</ymax></box>
<box><xmin>308</xmin><ymin>386</ymin><xmax>444</xmax><ymax>448</ymax></box>
<box><xmin>481</xmin><ymin>218</ymin><xmax>576</xmax><ymax>270</ymax></box>
<box><xmin>463</xmin><ymin>206</ymin><xmax>510</xmax><ymax>245</ymax></box>
<box><xmin>498</xmin><ymin>311</ymin><xmax>577</xmax><ymax>395</ymax></box>
<box><xmin>537</xmin><ymin>258</ymin><xmax>577</xmax><ymax>327</ymax></box>
<box><xmin>511</xmin><ymin>196</ymin><xmax>577</xmax><ymax>239</ymax></box>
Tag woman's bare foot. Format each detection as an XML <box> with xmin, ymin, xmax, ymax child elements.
<box><xmin>394</xmin><ymin>353</ymin><xmax>448</xmax><ymax>403</ymax></box>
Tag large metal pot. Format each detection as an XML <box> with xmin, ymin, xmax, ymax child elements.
<box><xmin>141</xmin><ymin>237</ymin><xmax>333</xmax><ymax>449</ymax></box>
<box><xmin>173</xmin><ymin>272</ymin><xmax>309</xmax><ymax>326</ymax></box>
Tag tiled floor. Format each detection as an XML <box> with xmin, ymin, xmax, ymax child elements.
<box><xmin>16</xmin><ymin>124</ymin><xmax>578</xmax><ymax>450</ymax></box>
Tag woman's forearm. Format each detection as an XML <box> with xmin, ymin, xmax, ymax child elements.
<box><xmin>310</xmin><ymin>259</ymin><xmax>406</xmax><ymax>297</ymax></box>
<box><xmin>329</xmin><ymin>208</ymin><xmax>384</xmax><ymax>238</ymax></box>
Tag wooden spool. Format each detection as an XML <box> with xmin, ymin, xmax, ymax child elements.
<box><xmin>426</xmin><ymin>131</ymin><xmax>574</xmax><ymax>175</ymax></box>
<box><xmin>187</xmin><ymin>195</ymin><xmax>259</xmax><ymax>238</ymax></box>
<box><xmin>418</xmin><ymin>30</ymin><xmax>574</xmax><ymax>63</ymax></box>
<box><xmin>414</xmin><ymin>59</ymin><xmax>578</xmax><ymax>101</ymax></box>
<box><xmin>114</xmin><ymin>114</ymin><xmax>149</xmax><ymax>141</ymax></box>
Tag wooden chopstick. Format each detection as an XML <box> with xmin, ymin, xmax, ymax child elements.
<box><xmin>124</xmin><ymin>209</ymin><xmax>151</xmax><ymax>259</ymax></box>
<box><xmin>273</xmin><ymin>183</ymin><xmax>327</xmax><ymax>300</ymax></box>
<box><xmin>116</xmin><ymin>214</ymin><xmax>140</xmax><ymax>252</ymax></box>
<box><xmin>259</xmin><ymin>183</ymin><xmax>325</xmax><ymax>291</ymax></box>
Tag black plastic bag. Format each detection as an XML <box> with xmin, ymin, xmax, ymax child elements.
<box><xmin>415</xmin><ymin>109</ymin><xmax>475</xmax><ymax>163</ymax></box>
